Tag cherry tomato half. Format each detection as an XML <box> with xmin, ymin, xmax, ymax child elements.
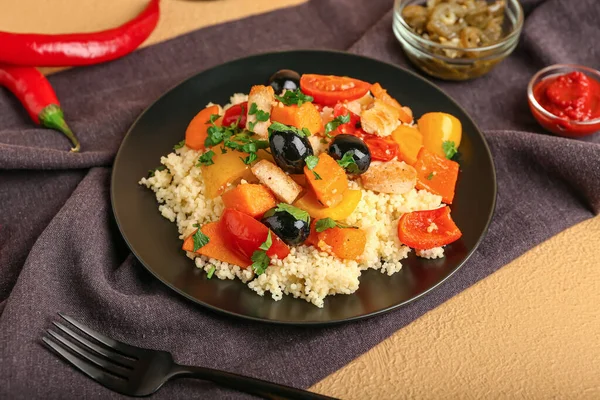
<box><xmin>220</xmin><ymin>208</ymin><xmax>290</xmax><ymax>263</ymax></box>
<box><xmin>397</xmin><ymin>206</ymin><xmax>462</xmax><ymax>250</ymax></box>
<box><xmin>300</xmin><ymin>74</ymin><xmax>371</xmax><ymax>106</ymax></box>
<box><xmin>363</xmin><ymin>136</ymin><xmax>399</xmax><ymax>162</ymax></box>
<box><xmin>333</xmin><ymin>103</ymin><xmax>361</xmax><ymax>135</ymax></box>
<box><xmin>222</xmin><ymin>101</ymin><xmax>248</xmax><ymax>128</ymax></box>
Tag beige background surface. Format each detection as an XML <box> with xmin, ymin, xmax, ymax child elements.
<box><xmin>2</xmin><ymin>1</ymin><xmax>599</xmax><ymax>398</ymax></box>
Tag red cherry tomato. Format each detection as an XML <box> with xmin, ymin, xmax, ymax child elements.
<box><xmin>363</xmin><ymin>136</ymin><xmax>399</xmax><ymax>162</ymax></box>
<box><xmin>332</xmin><ymin>103</ymin><xmax>361</xmax><ymax>135</ymax></box>
<box><xmin>222</xmin><ymin>101</ymin><xmax>247</xmax><ymax>128</ymax></box>
<box><xmin>300</xmin><ymin>74</ymin><xmax>371</xmax><ymax>106</ymax></box>
<box><xmin>220</xmin><ymin>208</ymin><xmax>290</xmax><ymax>263</ymax></box>
<box><xmin>397</xmin><ymin>206</ymin><xmax>462</xmax><ymax>250</ymax></box>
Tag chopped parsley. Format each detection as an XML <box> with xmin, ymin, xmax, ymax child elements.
<box><xmin>337</xmin><ymin>151</ymin><xmax>360</xmax><ymax>174</ymax></box>
<box><xmin>248</xmin><ymin>103</ymin><xmax>270</xmax><ymax>127</ymax></box>
<box><xmin>173</xmin><ymin>140</ymin><xmax>186</xmax><ymax>150</ymax></box>
<box><xmin>274</xmin><ymin>204</ymin><xmax>310</xmax><ymax>223</ymax></box>
<box><xmin>207</xmin><ymin>113</ymin><xmax>220</xmax><ymax>124</ymax></box>
<box><xmin>426</xmin><ymin>172</ymin><xmax>434</xmax><ymax>180</ymax></box>
<box><xmin>324</xmin><ymin>113</ymin><xmax>351</xmax><ymax>137</ymax></box>
<box><xmin>315</xmin><ymin>218</ymin><xmax>358</xmax><ymax>232</ymax></box>
<box><xmin>192</xmin><ymin>223</ymin><xmax>210</xmax><ymax>251</ymax></box>
<box><xmin>203</xmin><ymin>116</ymin><xmax>268</xmax><ymax>165</ymax></box>
<box><xmin>304</xmin><ymin>155</ymin><xmax>322</xmax><ymax>180</ymax></box>
<box><xmin>207</xmin><ymin>266</ymin><xmax>216</xmax><ymax>279</ymax></box>
<box><xmin>196</xmin><ymin>150</ymin><xmax>215</xmax><ymax>166</ymax></box>
<box><xmin>148</xmin><ymin>165</ymin><xmax>167</xmax><ymax>178</ymax></box>
<box><xmin>259</xmin><ymin>230</ymin><xmax>273</xmax><ymax>251</ymax></box>
<box><xmin>268</xmin><ymin>122</ymin><xmax>311</xmax><ymax>137</ymax></box>
<box><xmin>251</xmin><ymin>232</ymin><xmax>273</xmax><ymax>275</ymax></box>
<box><xmin>275</xmin><ymin>89</ymin><xmax>314</xmax><ymax>107</ymax></box>
<box><xmin>442</xmin><ymin>140</ymin><xmax>458</xmax><ymax>160</ymax></box>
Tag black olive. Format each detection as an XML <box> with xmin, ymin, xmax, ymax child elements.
<box><xmin>269</xmin><ymin>130</ymin><xmax>314</xmax><ymax>174</ymax></box>
<box><xmin>267</xmin><ymin>69</ymin><xmax>301</xmax><ymax>94</ymax></box>
<box><xmin>328</xmin><ymin>134</ymin><xmax>371</xmax><ymax>174</ymax></box>
<box><xmin>262</xmin><ymin>209</ymin><xmax>310</xmax><ymax>246</ymax></box>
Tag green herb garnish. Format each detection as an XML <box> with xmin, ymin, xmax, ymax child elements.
<box><xmin>259</xmin><ymin>231</ymin><xmax>273</xmax><ymax>251</ymax></box>
<box><xmin>274</xmin><ymin>204</ymin><xmax>310</xmax><ymax>223</ymax></box>
<box><xmin>207</xmin><ymin>114</ymin><xmax>220</xmax><ymax>124</ymax></box>
<box><xmin>192</xmin><ymin>223</ymin><xmax>210</xmax><ymax>251</ymax></box>
<box><xmin>196</xmin><ymin>150</ymin><xmax>215</xmax><ymax>166</ymax></box>
<box><xmin>315</xmin><ymin>218</ymin><xmax>357</xmax><ymax>232</ymax></box>
<box><xmin>148</xmin><ymin>165</ymin><xmax>167</xmax><ymax>178</ymax></box>
<box><xmin>442</xmin><ymin>140</ymin><xmax>458</xmax><ymax>160</ymax></box>
<box><xmin>250</xmin><ymin>250</ymin><xmax>270</xmax><ymax>275</ymax></box>
<box><xmin>275</xmin><ymin>89</ymin><xmax>314</xmax><ymax>107</ymax></box>
<box><xmin>207</xmin><ymin>266</ymin><xmax>216</xmax><ymax>279</ymax></box>
<box><xmin>304</xmin><ymin>155</ymin><xmax>322</xmax><ymax>180</ymax></box>
<box><xmin>426</xmin><ymin>172</ymin><xmax>434</xmax><ymax>180</ymax></box>
<box><xmin>248</xmin><ymin>103</ymin><xmax>270</xmax><ymax>123</ymax></box>
<box><xmin>268</xmin><ymin>122</ymin><xmax>311</xmax><ymax>137</ymax></box>
<box><xmin>337</xmin><ymin>151</ymin><xmax>360</xmax><ymax>174</ymax></box>
<box><xmin>173</xmin><ymin>140</ymin><xmax>186</xmax><ymax>150</ymax></box>
<box><xmin>251</xmin><ymin>232</ymin><xmax>273</xmax><ymax>276</ymax></box>
<box><xmin>324</xmin><ymin>113</ymin><xmax>351</xmax><ymax>135</ymax></box>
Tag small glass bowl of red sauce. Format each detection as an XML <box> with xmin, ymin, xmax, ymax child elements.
<box><xmin>528</xmin><ymin>64</ymin><xmax>600</xmax><ymax>138</ymax></box>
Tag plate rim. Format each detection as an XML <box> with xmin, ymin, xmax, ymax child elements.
<box><xmin>110</xmin><ymin>49</ymin><xmax>497</xmax><ymax>326</ymax></box>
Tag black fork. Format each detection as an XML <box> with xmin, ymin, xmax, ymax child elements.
<box><xmin>42</xmin><ymin>313</ymin><xmax>336</xmax><ymax>399</ymax></box>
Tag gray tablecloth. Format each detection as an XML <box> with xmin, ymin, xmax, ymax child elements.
<box><xmin>1</xmin><ymin>0</ymin><xmax>598</xmax><ymax>398</ymax></box>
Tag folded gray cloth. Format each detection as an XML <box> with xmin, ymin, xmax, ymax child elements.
<box><xmin>1</xmin><ymin>0</ymin><xmax>598</xmax><ymax>398</ymax></box>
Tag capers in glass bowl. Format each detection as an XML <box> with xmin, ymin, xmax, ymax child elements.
<box><xmin>393</xmin><ymin>0</ymin><xmax>524</xmax><ymax>80</ymax></box>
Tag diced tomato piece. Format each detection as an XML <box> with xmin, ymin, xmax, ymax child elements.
<box><xmin>222</xmin><ymin>101</ymin><xmax>247</xmax><ymax>128</ymax></box>
<box><xmin>363</xmin><ymin>136</ymin><xmax>399</xmax><ymax>162</ymax></box>
<box><xmin>220</xmin><ymin>208</ymin><xmax>290</xmax><ymax>263</ymax></box>
<box><xmin>300</xmin><ymin>74</ymin><xmax>371</xmax><ymax>106</ymax></box>
<box><xmin>332</xmin><ymin>103</ymin><xmax>361</xmax><ymax>135</ymax></box>
<box><xmin>397</xmin><ymin>206</ymin><xmax>462</xmax><ymax>249</ymax></box>
<box><xmin>414</xmin><ymin>147</ymin><xmax>459</xmax><ymax>204</ymax></box>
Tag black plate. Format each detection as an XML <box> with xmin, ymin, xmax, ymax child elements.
<box><xmin>111</xmin><ymin>50</ymin><xmax>496</xmax><ymax>325</ymax></box>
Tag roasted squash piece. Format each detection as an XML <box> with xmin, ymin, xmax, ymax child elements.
<box><xmin>391</xmin><ymin>125</ymin><xmax>423</xmax><ymax>166</ymax></box>
<box><xmin>414</xmin><ymin>147</ymin><xmax>459</xmax><ymax>204</ymax></box>
<box><xmin>271</xmin><ymin>102</ymin><xmax>323</xmax><ymax>135</ymax></box>
<box><xmin>303</xmin><ymin>153</ymin><xmax>348</xmax><ymax>207</ymax></box>
<box><xmin>221</xmin><ymin>183</ymin><xmax>277</xmax><ymax>219</ymax></box>
<box><xmin>319</xmin><ymin>227</ymin><xmax>367</xmax><ymax>260</ymax></box>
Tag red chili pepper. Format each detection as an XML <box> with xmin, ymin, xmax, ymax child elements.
<box><xmin>0</xmin><ymin>0</ymin><xmax>159</xmax><ymax>67</ymax></box>
<box><xmin>0</xmin><ymin>66</ymin><xmax>80</xmax><ymax>151</ymax></box>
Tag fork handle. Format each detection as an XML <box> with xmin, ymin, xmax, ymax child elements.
<box><xmin>168</xmin><ymin>364</ymin><xmax>337</xmax><ymax>400</ymax></box>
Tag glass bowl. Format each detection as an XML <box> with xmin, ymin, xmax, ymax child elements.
<box><xmin>393</xmin><ymin>0</ymin><xmax>524</xmax><ymax>81</ymax></box>
<box><xmin>527</xmin><ymin>64</ymin><xmax>600</xmax><ymax>138</ymax></box>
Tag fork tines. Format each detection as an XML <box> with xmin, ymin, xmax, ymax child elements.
<box><xmin>42</xmin><ymin>313</ymin><xmax>138</xmax><ymax>393</ymax></box>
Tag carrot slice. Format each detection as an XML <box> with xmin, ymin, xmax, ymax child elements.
<box><xmin>184</xmin><ymin>105</ymin><xmax>220</xmax><ymax>150</ymax></box>
<box><xmin>397</xmin><ymin>206</ymin><xmax>461</xmax><ymax>249</ymax></box>
<box><xmin>182</xmin><ymin>221</ymin><xmax>250</xmax><ymax>267</ymax></box>
<box><xmin>271</xmin><ymin>102</ymin><xmax>323</xmax><ymax>135</ymax></box>
<box><xmin>414</xmin><ymin>147</ymin><xmax>459</xmax><ymax>204</ymax></box>
<box><xmin>303</xmin><ymin>153</ymin><xmax>348</xmax><ymax>207</ymax></box>
<box><xmin>221</xmin><ymin>184</ymin><xmax>277</xmax><ymax>219</ymax></box>
<box><xmin>370</xmin><ymin>83</ymin><xmax>413</xmax><ymax>124</ymax></box>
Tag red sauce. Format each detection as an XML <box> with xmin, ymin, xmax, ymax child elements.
<box><xmin>531</xmin><ymin>71</ymin><xmax>600</xmax><ymax>137</ymax></box>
